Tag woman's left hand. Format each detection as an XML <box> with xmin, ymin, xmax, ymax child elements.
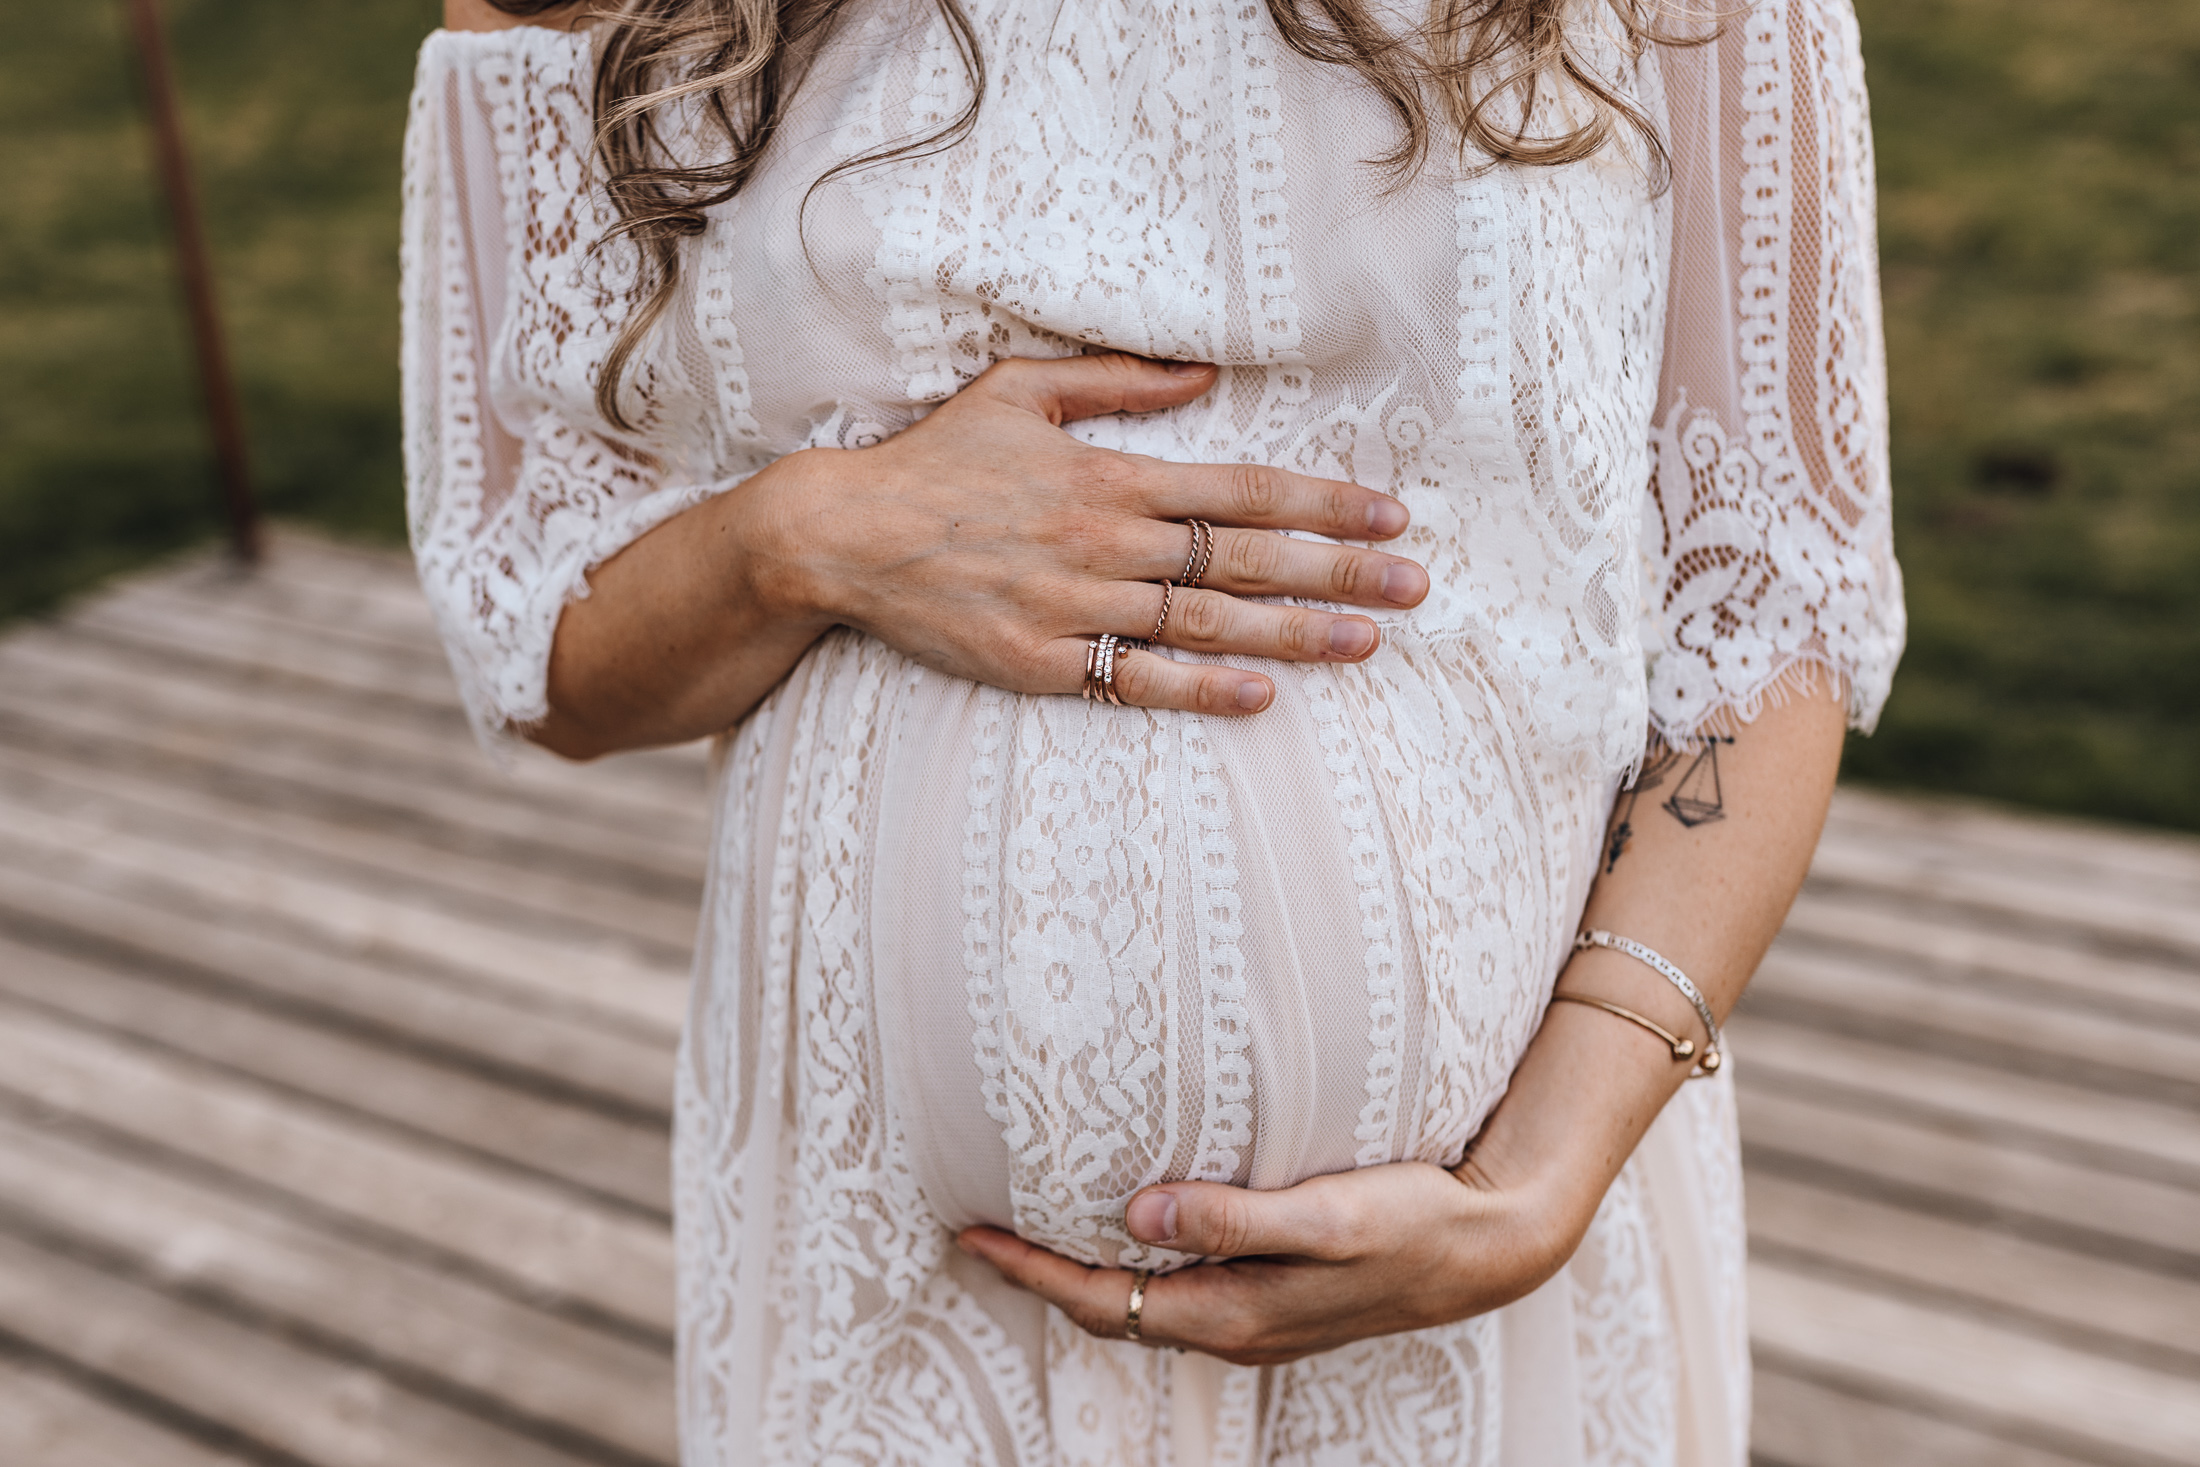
<box><xmin>955</xmin><ymin>1159</ymin><xmax>1583</xmax><ymax>1367</ymax></box>
<box><xmin>961</xmin><ymin>693</ymin><xmax>1853</xmax><ymax>1367</ymax></box>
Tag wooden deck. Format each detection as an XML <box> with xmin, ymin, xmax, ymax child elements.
<box><xmin>0</xmin><ymin>530</ymin><xmax>2193</xmax><ymax>1467</ymax></box>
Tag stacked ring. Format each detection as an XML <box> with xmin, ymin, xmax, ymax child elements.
<box><xmin>1148</xmin><ymin>581</ymin><xmax>1176</xmax><ymax>643</ymax></box>
<box><xmin>1086</xmin><ymin>521</ymin><xmax>1214</xmax><ymax>706</ymax></box>
<box><xmin>1180</xmin><ymin>520</ymin><xmax>1216</xmax><ymax>590</ymax></box>
<box><xmin>1083</xmin><ymin>633</ymin><xmax>1128</xmax><ymax>706</ymax></box>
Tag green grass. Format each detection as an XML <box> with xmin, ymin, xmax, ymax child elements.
<box><xmin>1846</xmin><ymin>0</ymin><xmax>2200</xmax><ymax>830</ymax></box>
<box><xmin>0</xmin><ymin>0</ymin><xmax>436</xmax><ymax>615</ymax></box>
<box><xmin>3</xmin><ymin>0</ymin><xmax>2196</xmax><ymax>828</ymax></box>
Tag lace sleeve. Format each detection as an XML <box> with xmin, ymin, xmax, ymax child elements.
<box><xmin>401</xmin><ymin>27</ymin><xmax>733</xmax><ymax>745</ymax></box>
<box><xmin>1643</xmin><ymin>0</ymin><xmax>1905</xmax><ymax>744</ymax></box>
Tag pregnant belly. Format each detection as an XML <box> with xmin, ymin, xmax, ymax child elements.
<box><xmin>848</xmin><ymin>637</ymin><xmax>1604</xmax><ymax>1269</ymax></box>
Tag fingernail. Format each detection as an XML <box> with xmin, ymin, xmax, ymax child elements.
<box><xmin>1165</xmin><ymin>360</ymin><xmax>1212</xmax><ymax>376</ymax></box>
<box><xmin>954</xmin><ymin>1232</ymin><xmax>980</xmax><ymax>1257</ymax></box>
<box><xmin>1236</xmin><ymin>679</ymin><xmax>1270</xmax><ymax>710</ymax></box>
<box><xmin>1381</xmin><ymin>563</ymin><xmax>1427</xmax><ymax>605</ymax></box>
<box><xmin>1365</xmin><ymin>499</ymin><xmax>1409</xmax><ymax>537</ymax></box>
<box><xmin>1126</xmin><ymin>1191</ymin><xmax>1179</xmax><ymax>1244</ymax></box>
<box><xmin>1328</xmin><ymin>621</ymin><xmax>1376</xmax><ymax>657</ymax></box>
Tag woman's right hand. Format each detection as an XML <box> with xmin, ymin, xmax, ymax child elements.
<box><xmin>537</xmin><ymin>353</ymin><xmax>1428</xmax><ymax>758</ymax></box>
<box><xmin>759</xmin><ymin>353</ymin><xmax>1428</xmax><ymax>714</ymax></box>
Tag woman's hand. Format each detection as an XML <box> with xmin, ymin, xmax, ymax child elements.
<box><xmin>955</xmin><ymin>1159</ymin><xmax>1583</xmax><ymax>1367</ymax></box>
<box><xmin>539</xmin><ymin>353</ymin><xmax>1429</xmax><ymax>756</ymax></box>
<box><xmin>759</xmin><ymin>354</ymin><xmax>1428</xmax><ymax>714</ymax></box>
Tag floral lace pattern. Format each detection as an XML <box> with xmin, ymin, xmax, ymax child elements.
<box><xmin>402</xmin><ymin>1</ymin><xmax>1901</xmax><ymax>1462</ymax></box>
<box><xmin>1640</xmin><ymin>0</ymin><xmax>1904</xmax><ymax>741</ymax></box>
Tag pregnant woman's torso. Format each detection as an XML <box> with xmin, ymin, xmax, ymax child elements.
<box><xmin>665</xmin><ymin>0</ymin><xmax>1670</xmax><ymax>1266</ymax></box>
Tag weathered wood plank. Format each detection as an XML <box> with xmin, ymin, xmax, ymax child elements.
<box><xmin>1824</xmin><ymin>786</ymin><xmax>2200</xmax><ymax>898</ymax></box>
<box><xmin>0</xmin><ymin>632</ymin><xmax>712</xmax><ymax>879</ymax></box>
<box><xmin>51</xmin><ymin>540</ymin><xmax>705</xmax><ymax>788</ymax></box>
<box><xmin>1736</xmin><ymin>1087</ymin><xmax>2200</xmax><ymax>1267</ymax></box>
<box><xmin>0</xmin><ymin>1109</ymin><xmax>675</xmax><ymax>1463</ymax></box>
<box><xmin>0</xmin><ymin>616</ymin><xmax>709</xmax><ymax>820</ymax></box>
<box><xmin>71</xmin><ymin>582</ymin><xmax>467</xmax><ymax>710</ymax></box>
<box><xmin>1745</xmin><ymin>944</ymin><xmax>2200</xmax><ymax>1103</ymax></box>
<box><xmin>1807</xmin><ymin>832</ymin><xmax>2200</xmax><ymax>965</ymax></box>
<box><xmin>0</xmin><ymin>1229</ymin><xmax>605</xmax><ymax>1467</ymax></box>
<box><xmin>143</xmin><ymin>540</ymin><xmax>448</xmax><ymax>645</ymax></box>
<box><xmin>100</xmin><ymin>573</ymin><xmax>454</xmax><ymax>674</ymax></box>
<box><xmin>0</xmin><ymin>935</ymin><xmax>670</xmax><ymax>1214</ymax></box>
<box><xmin>1777</xmin><ymin>889</ymin><xmax>2200</xmax><ymax>1029</ymax></box>
<box><xmin>1750</xmin><ymin>1368</ymin><xmax>2107</xmax><ymax>1467</ymax></box>
<box><xmin>0</xmin><ymin>798</ymin><xmax>686</xmax><ymax>1040</ymax></box>
<box><xmin>0</xmin><ymin>858</ymin><xmax>673</xmax><ymax>1116</ymax></box>
<box><xmin>1746</xmin><ymin>1172</ymin><xmax>2200</xmax><ymax>1367</ymax></box>
<box><xmin>0</xmin><ymin>1354</ymin><xmax>256</xmax><ymax>1467</ymax></box>
<box><xmin>154</xmin><ymin>535</ymin><xmax>719</xmax><ymax>794</ymax></box>
<box><xmin>1749</xmin><ymin>1260</ymin><xmax>2200</xmax><ymax>1467</ymax></box>
<box><xmin>0</xmin><ymin>998</ymin><xmax>674</xmax><ymax>1334</ymax></box>
<box><xmin>0</xmin><ymin>739</ymin><xmax>701</xmax><ymax>959</ymax></box>
<box><xmin>1730</xmin><ymin>1017</ymin><xmax>2200</xmax><ymax>1184</ymax></box>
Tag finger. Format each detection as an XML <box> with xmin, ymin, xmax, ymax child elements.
<box><xmin>1047</xmin><ymin>637</ymin><xmax>1274</xmax><ymax>716</ymax></box>
<box><xmin>1124</xmin><ymin>1178</ymin><xmax>1370</xmax><ymax>1262</ymax></box>
<box><xmin>1154</xmin><ymin>587</ymin><xmax>1382</xmax><ymax>664</ymax></box>
<box><xmin>956</xmin><ymin>1228</ymin><xmax>1146</xmax><ymax>1341</ymax></box>
<box><xmin>1128</xmin><ymin>522</ymin><xmax>1427</xmax><ymax>609</ymax></box>
<box><xmin>1132</xmin><ymin>1257</ymin><xmax>1311</xmax><ymax>1364</ymax></box>
<box><xmin>1075</xmin><ymin>580</ymin><xmax>1383</xmax><ymax>665</ymax></box>
<box><xmin>1149</xmin><ymin>461</ymin><xmax>1411</xmax><ymax>542</ymax></box>
<box><xmin>975</xmin><ymin>353</ymin><xmax>1218</xmax><ymax>426</ymax></box>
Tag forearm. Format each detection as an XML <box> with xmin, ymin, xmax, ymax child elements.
<box><xmin>1458</xmin><ymin>686</ymin><xmax>1849</xmax><ymax>1232</ymax></box>
<box><xmin>534</xmin><ymin>461</ymin><xmax>832</xmax><ymax>759</ymax></box>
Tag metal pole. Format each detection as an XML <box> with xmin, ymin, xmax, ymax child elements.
<box><xmin>122</xmin><ymin>0</ymin><xmax>260</xmax><ymax>565</ymax></box>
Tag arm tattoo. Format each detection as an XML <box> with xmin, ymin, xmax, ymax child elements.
<box><xmin>1604</xmin><ymin>734</ymin><xmax>1734</xmax><ymax>873</ymax></box>
<box><xmin>1662</xmin><ymin>735</ymin><xmax>1732</xmax><ymax>828</ymax></box>
<box><xmin>1605</xmin><ymin>749</ymin><xmax>1680</xmax><ymax>874</ymax></box>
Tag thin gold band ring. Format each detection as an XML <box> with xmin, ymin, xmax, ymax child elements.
<box><xmin>1125</xmin><ymin>1269</ymin><xmax>1153</xmax><ymax>1342</ymax></box>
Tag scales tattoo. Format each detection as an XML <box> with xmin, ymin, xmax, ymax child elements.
<box><xmin>1605</xmin><ymin>735</ymin><xmax>1734</xmax><ymax>872</ymax></box>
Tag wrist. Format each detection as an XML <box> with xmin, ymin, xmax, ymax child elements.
<box><xmin>1452</xmin><ymin>1127</ymin><xmax>1599</xmax><ymax>1244</ymax></box>
<box><xmin>720</xmin><ymin>448</ymin><xmax>843</xmax><ymax>634</ymax></box>
<box><xmin>1436</xmin><ymin>1156</ymin><xmax>1589</xmax><ymax>1313</ymax></box>
<box><xmin>1446</xmin><ymin>984</ymin><xmax>1694</xmax><ymax>1255</ymax></box>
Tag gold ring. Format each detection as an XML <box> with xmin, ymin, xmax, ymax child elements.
<box><xmin>1148</xmin><ymin>581</ymin><xmax>1176</xmax><ymax>643</ymax></box>
<box><xmin>1125</xmin><ymin>1269</ymin><xmax>1153</xmax><ymax>1342</ymax></box>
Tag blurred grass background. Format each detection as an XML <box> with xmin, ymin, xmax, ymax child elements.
<box><xmin>0</xmin><ymin>0</ymin><xmax>435</xmax><ymax>609</ymax></box>
<box><xmin>3</xmin><ymin>0</ymin><xmax>2196</xmax><ymax>828</ymax></box>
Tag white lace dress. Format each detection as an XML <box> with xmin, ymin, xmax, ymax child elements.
<box><xmin>401</xmin><ymin>2</ymin><xmax>1902</xmax><ymax>1461</ymax></box>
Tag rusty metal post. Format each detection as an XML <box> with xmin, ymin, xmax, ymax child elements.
<box><xmin>122</xmin><ymin>0</ymin><xmax>260</xmax><ymax>564</ymax></box>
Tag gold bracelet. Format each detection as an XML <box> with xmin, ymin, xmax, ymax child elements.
<box><xmin>1549</xmin><ymin>991</ymin><xmax>1698</xmax><ymax>1064</ymax></box>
